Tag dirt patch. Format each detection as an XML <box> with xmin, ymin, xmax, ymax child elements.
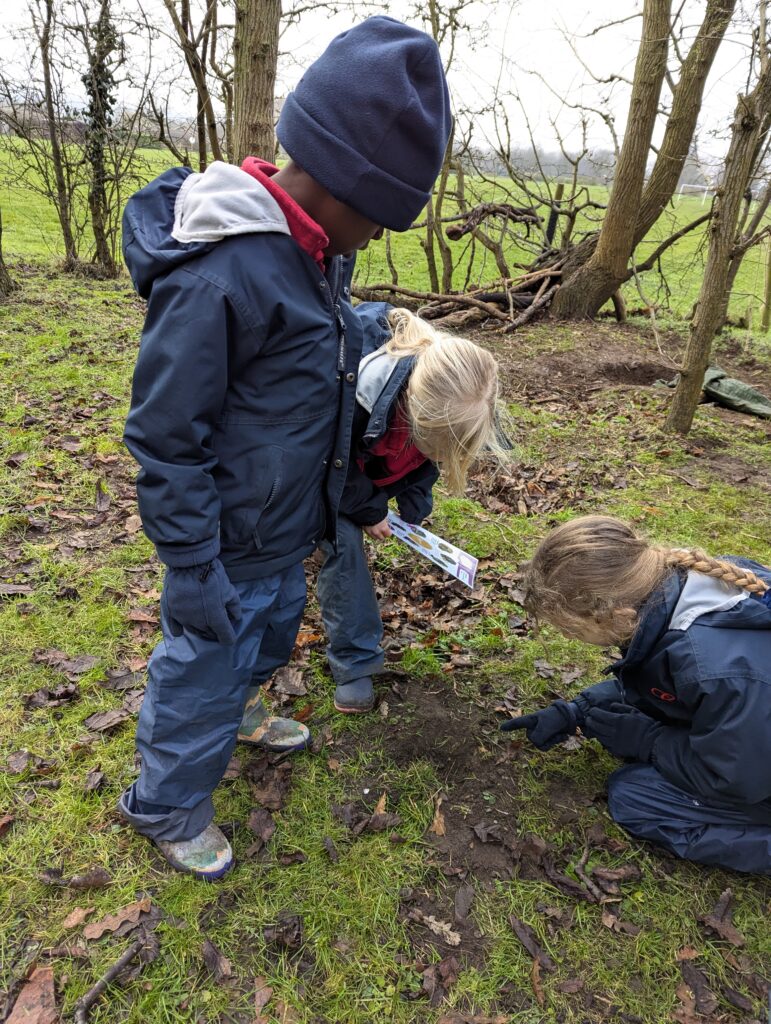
<box><xmin>598</xmin><ymin>359</ymin><xmax>673</xmax><ymax>386</ymax></box>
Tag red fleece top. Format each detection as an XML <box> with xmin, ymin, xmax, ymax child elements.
<box><xmin>241</xmin><ymin>157</ymin><xmax>328</xmax><ymax>270</ymax></box>
<box><xmin>363</xmin><ymin>405</ymin><xmax>428</xmax><ymax>487</ymax></box>
<box><xmin>242</xmin><ymin>159</ymin><xmax>426</xmax><ymax>492</ymax></box>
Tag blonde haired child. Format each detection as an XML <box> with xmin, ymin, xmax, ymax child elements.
<box><xmin>502</xmin><ymin>514</ymin><xmax>771</xmax><ymax>874</ymax></box>
<box><xmin>317</xmin><ymin>307</ymin><xmax>504</xmax><ymax>713</ymax></box>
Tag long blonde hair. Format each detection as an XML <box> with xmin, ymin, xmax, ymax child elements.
<box><xmin>523</xmin><ymin>514</ymin><xmax>768</xmax><ymax>646</ymax></box>
<box><xmin>385</xmin><ymin>308</ymin><xmax>504</xmax><ymax>494</ymax></box>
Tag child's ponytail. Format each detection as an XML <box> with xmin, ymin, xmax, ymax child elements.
<box><xmin>659</xmin><ymin>548</ymin><xmax>769</xmax><ymax>596</ymax></box>
<box><xmin>523</xmin><ymin>515</ymin><xmax>770</xmax><ymax>646</ymax></box>
<box><xmin>383</xmin><ymin>308</ymin><xmax>507</xmax><ymax>494</ymax></box>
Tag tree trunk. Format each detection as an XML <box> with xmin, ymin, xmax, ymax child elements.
<box><xmin>233</xmin><ymin>0</ymin><xmax>280</xmax><ymax>164</ymax></box>
<box><xmin>634</xmin><ymin>0</ymin><xmax>736</xmax><ymax>245</ymax></box>
<box><xmin>37</xmin><ymin>0</ymin><xmax>78</xmax><ymax>267</ymax></box>
<box><xmin>667</xmin><ymin>62</ymin><xmax>771</xmax><ymax>433</ymax></box>
<box><xmin>82</xmin><ymin>0</ymin><xmax>118</xmax><ymax>277</ymax></box>
<box><xmin>0</xmin><ymin>209</ymin><xmax>18</xmax><ymax>298</ymax></box>
<box><xmin>552</xmin><ymin>0</ymin><xmax>671</xmax><ymax>318</ymax></box>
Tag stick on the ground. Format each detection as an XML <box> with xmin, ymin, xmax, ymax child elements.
<box><xmin>73</xmin><ymin>937</ymin><xmax>145</xmax><ymax>1023</ymax></box>
<box><xmin>503</xmin><ymin>283</ymin><xmax>560</xmax><ymax>332</ymax></box>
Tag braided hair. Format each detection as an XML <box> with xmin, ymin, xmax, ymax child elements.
<box><xmin>523</xmin><ymin>515</ymin><xmax>769</xmax><ymax>646</ymax></box>
<box><xmin>659</xmin><ymin>549</ymin><xmax>768</xmax><ymax>595</ymax></box>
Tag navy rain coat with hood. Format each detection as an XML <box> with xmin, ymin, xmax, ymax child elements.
<box><xmin>122</xmin><ymin>162</ymin><xmax>388</xmax><ymax>580</ymax></box>
<box><xmin>578</xmin><ymin>560</ymin><xmax>771</xmax><ymax>824</ymax></box>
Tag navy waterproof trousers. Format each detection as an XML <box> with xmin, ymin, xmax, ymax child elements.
<box><xmin>317</xmin><ymin>515</ymin><xmax>384</xmax><ymax>685</ymax></box>
<box><xmin>119</xmin><ymin>563</ymin><xmax>306</xmax><ymax>842</ymax></box>
<box><xmin>608</xmin><ymin>764</ymin><xmax>771</xmax><ymax>875</ymax></box>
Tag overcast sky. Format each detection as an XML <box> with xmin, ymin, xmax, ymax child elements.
<box><xmin>0</xmin><ymin>0</ymin><xmax>759</xmax><ymax>163</ymax></box>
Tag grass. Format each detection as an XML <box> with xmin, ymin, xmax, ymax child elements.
<box><xmin>2</xmin><ymin>138</ymin><xmax>771</xmax><ymax>322</ymax></box>
<box><xmin>0</xmin><ymin>256</ymin><xmax>769</xmax><ymax>1018</ymax></box>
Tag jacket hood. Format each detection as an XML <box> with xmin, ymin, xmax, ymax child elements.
<box><xmin>615</xmin><ymin>557</ymin><xmax>771</xmax><ymax>672</ymax></box>
<box><xmin>122</xmin><ymin>162</ymin><xmax>290</xmax><ymax>298</ymax></box>
<box><xmin>356</xmin><ymin>347</ymin><xmax>415</xmax><ymax>443</ymax></box>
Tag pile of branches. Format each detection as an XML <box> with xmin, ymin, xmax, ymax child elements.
<box><xmin>353</xmin><ymin>199</ymin><xmax>564</xmax><ymax>332</ymax></box>
<box><xmin>353</xmin><ymin>259</ymin><xmax>562</xmax><ymax>333</ymax></box>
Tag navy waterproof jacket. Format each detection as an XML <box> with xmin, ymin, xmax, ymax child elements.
<box><xmin>578</xmin><ymin>560</ymin><xmax>771</xmax><ymax>822</ymax></box>
<box><xmin>122</xmin><ymin>164</ymin><xmax>388</xmax><ymax>580</ymax></box>
<box><xmin>340</xmin><ymin>336</ymin><xmax>440</xmax><ymax>528</ymax></box>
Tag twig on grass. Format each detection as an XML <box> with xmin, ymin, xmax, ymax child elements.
<box><xmin>574</xmin><ymin>847</ymin><xmax>605</xmax><ymax>902</ymax></box>
<box><xmin>73</xmin><ymin>937</ymin><xmax>145</xmax><ymax>1023</ymax></box>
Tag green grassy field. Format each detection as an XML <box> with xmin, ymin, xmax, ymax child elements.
<box><xmin>0</xmin><ymin>256</ymin><xmax>769</xmax><ymax>1023</ymax></box>
<box><xmin>2</xmin><ymin>138</ymin><xmax>769</xmax><ymax>321</ymax></box>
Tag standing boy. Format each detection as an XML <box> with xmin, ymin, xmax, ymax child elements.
<box><xmin>119</xmin><ymin>16</ymin><xmax>451</xmax><ymax>879</ymax></box>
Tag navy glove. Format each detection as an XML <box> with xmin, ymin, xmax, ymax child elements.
<box><xmin>161</xmin><ymin>558</ymin><xmax>242</xmax><ymax>644</ymax></box>
<box><xmin>583</xmin><ymin>702</ymin><xmax>663</xmax><ymax>762</ymax></box>
<box><xmin>500</xmin><ymin>699</ymin><xmax>582</xmax><ymax>751</ymax></box>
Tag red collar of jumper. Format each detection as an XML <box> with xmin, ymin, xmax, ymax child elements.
<box><xmin>241</xmin><ymin>157</ymin><xmax>328</xmax><ymax>270</ymax></box>
<box><xmin>365</xmin><ymin>405</ymin><xmax>428</xmax><ymax>486</ymax></box>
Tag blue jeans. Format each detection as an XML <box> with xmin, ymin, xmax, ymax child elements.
<box><xmin>608</xmin><ymin>764</ymin><xmax>771</xmax><ymax>875</ymax></box>
<box><xmin>317</xmin><ymin>515</ymin><xmax>384</xmax><ymax>685</ymax></box>
<box><xmin>119</xmin><ymin>563</ymin><xmax>306</xmax><ymax>842</ymax></box>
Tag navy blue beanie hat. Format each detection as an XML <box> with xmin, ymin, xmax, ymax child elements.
<box><xmin>277</xmin><ymin>16</ymin><xmax>452</xmax><ymax>231</ymax></box>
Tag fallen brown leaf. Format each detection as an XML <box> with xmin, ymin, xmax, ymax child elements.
<box><xmin>202</xmin><ymin>938</ymin><xmax>232</xmax><ymax>983</ymax></box>
<box><xmin>83</xmin><ymin>768</ymin><xmax>106</xmax><ymax>793</ymax></box>
<box><xmin>264</xmin><ymin>912</ymin><xmax>303</xmax><ymax>949</ymax></box>
<box><xmin>254</xmin><ymin>975</ymin><xmax>273</xmax><ymax>1024</ymax></box>
<box><xmin>509</xmin><ymin>915</ymin><xmax>555</xmax><ymax>971</ymax></box>
<box><xmin>39</xmin><ymin>866</ymin><xmax>111</xmax><ymax>890</ymax></box>
<box><xmin>408</xmin><ymin>910</ymin><xmax>461</xmax><ymax>946</ymax></box>
<box><xmin>698</xmin><ymin>888</ymin><xmax>745</xmax><ymax>947</ymax></box>
<box><xmin>679</xmin><ymin>961</ymin><xmax>718</xmax><ymax>1017</ymax></box>
<box><xmin>83</xmin><ymin>707</ymin><xmax>130</xmax><ymax>734</ymax></box>
<box><xmin>248</xmin><ymin>808</ymin><xmax>276</xmax><ymax>849</ymax></box>
<box><xmin>374</xmin><ymin>792</ymin><xmax>387</xmax><ymax>815</ymax></box>
<box><xmin>83</xmin><ymin>898</ymin><xmax>152</xmax><ymax>940</ymax></box>
<box><xmin>454</xmin><ymin>881</ymin><xmax>474</xmax><ymax>923</ymax></box>
<box><xmin>421</xmin><ymin>955</ymin><xmax>460</xmax><ymax>1008</ymax></box>
<box><xmin>293</xmin><ymin>702</ymin><xmax>314</xmax><ymax>723</ymax></box>
<box><xmin>62</xmin><ymin>906</ymin><xmax>95</xmax><ymax>929</ymax></box>
<box><xmin>271</xmin><ymin>666</ymin><xmax>307</xmax><ymax>696</ymax></box>
<box><xmin>600</xmin><ymin>907</ymin><xmax>641</xmax><ymax>936</ymax></box>
<box><xmin>676</xmin><ymin>946</ymin><xmax>700</xmax><ymax>962</ymax></box>
<box><xmin>530</xmin><ymin>958</ymin><xmax>545</xmax><ymax>1007</ymax></box>
<box><xmin>7</xmin><ymin>965</ymin><xmax>58</xmax><ymax>1024</ymax></box>
<box><xmin>124</xmin><ymin>514</ymin><xmax>142</xmax><ymax>534</ymax></box>
<box><xmin>0</xmin><ymin>814</ymin><xmax>14</xmax><ymax>840</ymax></box>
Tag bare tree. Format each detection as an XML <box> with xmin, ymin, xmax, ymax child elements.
<box><xmin>162</xmin><ymin>0</ymin><xmax>224</xmax><ymax>167</ymax></box>
<box><xmin>232</xmin><ymin>0</ymin><xmax>281</xmax><ymax>163</ymax></box>
<box><xmin>667</xmin><ymin>7</ymin><xmax>771</xmax><ymax>433</ymax></box>
<box><xmin>67</xmin><ymin>0</ymin><xmax>121</xmax><ymax>276</ymax></box>
<box><xmin>552</xmin><ymin>0</ymin><xmax>737</xmax><ymax>318</ymax></box>
<box><xmin>33</xmin><ymin>0</ymin><xmax>79</xmax><ymax>267</ymax></box>
<box><xmin>0</xmin><ymin>209</ymin><xmax>19</xmax><ymax>299</ymax></box>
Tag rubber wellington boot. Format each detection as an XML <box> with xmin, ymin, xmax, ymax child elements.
<box><xmin>156</xmin><ymin>822</ymin><xmax>233</xmax><ymax>880</ymax></box>
<box><xmin>237</xmin><ymin>689</ymin><xmax>311</xmax><ymax>752</ymax></box>
<box><xmin>334</xmin><ymin>676</ymin><xmax>375</xmax><ymax>713</ymax></box>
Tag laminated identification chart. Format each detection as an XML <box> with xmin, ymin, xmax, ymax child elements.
<box><xmin>387</xmin><ymin>512</ymin><xmax>478</xmax><ymax>588</ymax></box>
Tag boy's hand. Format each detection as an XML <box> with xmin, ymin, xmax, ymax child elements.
<box><xmin>162</xmin><ymin>559</ymin><xmax>242</xmax><ymax>644</ymax></box>
<box><xmin>364</xmin><ymin>518</ymin><xmax>392</xmax><ymax>541</ymax></box>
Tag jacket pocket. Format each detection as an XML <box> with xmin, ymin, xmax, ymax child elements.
<box><xmin>220</xmin><ymin>444</ymin><xmax>284</xmax><ymax>549</ymax></box>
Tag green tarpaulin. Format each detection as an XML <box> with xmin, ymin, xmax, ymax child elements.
<box><xmin>659</xmin><ymin>365</ymin><xmax>771</xmax><ymax>419</ymax></box>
